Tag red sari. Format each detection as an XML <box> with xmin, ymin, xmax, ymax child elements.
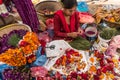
<box><xmin>53</xmin><ymin>10</ymin><xmax>80</xmax><ymax>40</ymax></box>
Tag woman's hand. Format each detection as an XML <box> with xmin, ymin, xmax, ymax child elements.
<box><xmin>67</xmin><ymin>32</ymin><xmax>78</xmax><ymax>38</ymax></box>
<box><xmin>78</xmin><ymin>28</ymin><xmax>84</xmax><ymax>35</ymax></box>
<box><xmin>67</xmin><ymin>28</ymin><xmax>84</xmax><ymax>38</ymax></box>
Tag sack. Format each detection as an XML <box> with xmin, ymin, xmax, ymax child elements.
<box><xmin>0</xmin><ymin>15</ymin><xmax>16</xmax><ymax>28</ymax></box>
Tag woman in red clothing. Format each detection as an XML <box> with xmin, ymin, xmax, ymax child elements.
<box><xmin>54</xmin><ymin>0</ymin><xmax>83</xmax><ymax>40</ymax></box>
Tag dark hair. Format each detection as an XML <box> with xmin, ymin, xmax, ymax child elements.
<box><xmin>61</xmin><ymin>0</ymin><xmax>77</xmax><ymax>9</ymax></box>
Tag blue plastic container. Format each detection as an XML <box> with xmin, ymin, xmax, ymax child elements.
<box><xmin>77</xmin><ymin>1</ymin><xmax>88</xmax><ymax>12</ymax></box>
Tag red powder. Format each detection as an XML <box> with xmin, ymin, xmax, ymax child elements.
<box><xmin>86</xmin><ymin>31</ymin><xmax>95</xmax><ymax>35</ymax></box>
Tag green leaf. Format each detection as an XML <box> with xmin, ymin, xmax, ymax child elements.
<box><xmin>8</xmin><ymin>34</ymin><xmax>21</xmax><ymax>47</ymax></box>
<box><xmin>69</xmin><ymin>37</ymin><xmax>91</xmax><ymax>50</ymax></box>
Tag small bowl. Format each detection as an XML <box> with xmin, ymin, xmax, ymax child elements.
<box><xmin>85</xmin><ymin>27</ymin><xmax>97</xmax><ymax>41</ymax></box>
<box><xmin>85</xmin><ymin>27</ymin><xmax>97</xmax><ymax>37</ymax></box>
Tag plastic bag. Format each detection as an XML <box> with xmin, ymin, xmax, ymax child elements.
<box><xmin>38</xmin><ymin>31</ymin><xmax>51</xmax><ymax>43</ymax></box>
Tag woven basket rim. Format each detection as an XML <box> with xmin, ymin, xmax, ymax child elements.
<box><xmin>35</xmin><ymin>1</ymin><xmax>62</xmax><ymax>6</ymax></box>
<box><xmin>0</xmin><ymin>23</ymin><xmax>31</xmax><ymax>31</ymax></box>
<box><xmin>37</xmin><ymin>0</ymin><xmax>60</xmax><ymax>3</ymax></box>
<box><xmin>35</xmin><ymin>1</ymin><xmax>62</xmax><ymax>17</ymax></box>
<box><xmin>102</xmin><ymin>18</ymin><xmax>120</xmax><ymax>28</ymax></box>
<box><xmin>35</xmin><ymin>1</ymin><xmax>62</xmax><ymax>12</ymax></box>
<box><xmin>0</xmin><ymin>23</ymin><xmax>32</xmax><ymax>37</ymax></box>
<box><xmin>103</xmin><ymin>18</ymin><xmax>120</xmax><ymax>25</ymax></box>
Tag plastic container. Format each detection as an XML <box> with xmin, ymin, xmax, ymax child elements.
<box><xmin>77</xmin><ymin>1</ymin><xmax>88</xmax><ymax>12</ymax></box>
<box><xmin>97</xmin><ymin>34</ymin><xmax>111</xmax><ymax>43</ymax></box>
<box><xmin>85</xmin><ymin>26</ymin><xmax>97</xmax><ymax>41</ymax></box>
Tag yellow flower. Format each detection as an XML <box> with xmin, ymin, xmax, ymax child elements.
<box><xmin>89</xmin><ymin>65</ymin><xmax>97</xmax><ymax>73</ymax></box>
<box><xmin>99</xmin><ymin>73</ymin><xmax>105</xmax><ymax>79</ymax></box>
<box><xmin>109</xmin><ymin>73</ymin><xmax>114</xmax><ymax>79</ymax></box>
<box><xmin>89</xmin><ymin>57</ymin><xmax>94</xmax><ymax>63</ymax></box>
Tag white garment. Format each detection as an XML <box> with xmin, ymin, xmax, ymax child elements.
<box><xmin>0</xmin><ymin>4</ymin><xmax>8</xmax><ymax>14</ymax></box>
<box><xmin>45</xmin><ymin>40</ymin><xmax>72</xmax><ymax>57</ymax></box>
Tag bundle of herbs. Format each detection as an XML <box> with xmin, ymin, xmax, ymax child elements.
<box><xmin>99</xmin><ymin>28</ymin><xmax>118</xmax><ymax>40</ymax></box>
<box><xmin>69</xmin><ymin>37</ymin><xmax>91</xmax><ymax>50</ymax></box>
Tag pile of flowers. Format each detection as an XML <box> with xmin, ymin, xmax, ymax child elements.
<box><xmin>19</xmin><ymin>32</ymin><xmax>41</xmax><ymax>63</ymax></box>
<box><xmin>0</xmin><ymin>48</ymin><xmax>26</xmax><ymax>66</ymax></box>
<box><xmin>52</xmin><ymin>49</ymin><xmax>86</xmax><ymax>75</ymax></box>
<box><xmin>106</xmin><ymin>35</ymin><xmax>120</xmax><ymax>56</ymax></box>
<box><xmin>1</xmin><ymin>31</ymin><xmax>120</xmax><ymax>80</ymax></box>
<box><xmin>34</xmin><ymin>50</ymin><xmax>120</xmax><ymax>80</ymax></box>
<box><xmin>2</xmin><ymin>66</ymin><xmax>32</xmax><ymax>80</ymax></box>
<box><xmin>0</xmin><ymin>29</ymin><xmax>27</xmax><ymax>54</ymax></box>
<box><xmin>80</xmin><ymin>50</ymin><xmax>120</xmax><ymax>80</ymax></box>
<box><xmin>0</xmin><ymin>32</ymin><xmax>41</xmax><ymax>66</ymax></box>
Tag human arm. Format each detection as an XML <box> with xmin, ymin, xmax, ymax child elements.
<box><xmin>75</xmin><ymin>12</ymin><xmax>84</xmax><ymax>35</ymax></box>
<box><xmin>54</xmin><ymin>15</ymin><xmax>68</xmax><ymax>38</ymax></box>
<box><xmin>54</xmin><ymin>15</ymin><xmax>78</xmax><ymax>38</ymax></box>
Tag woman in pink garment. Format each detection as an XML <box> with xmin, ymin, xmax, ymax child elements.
<box><xmin>54</xmin><ymin>0</ymin><xmax>83</xmax><ymax>41</ymax></box>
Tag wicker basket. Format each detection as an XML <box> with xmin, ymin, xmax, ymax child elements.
<box><xmin>102</xmin><ymin>19</ymin><xmax>120</xmax><ymax>28</ymax></box>
<box><xmin>0</xmin><ymin>23</ymin><xmax>31</xmax><ymax>37</ymax></box>
<box><xmin>35</xmin><ymin>1</ymin><xmax>62</xmax><ymax>17</ymax></box>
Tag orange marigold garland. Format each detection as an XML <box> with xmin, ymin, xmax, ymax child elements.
<box><xmin>19</xmin><ymin>32</ymin><xmax>41</xmax><ymax>63</ymax></box>
<box><xmin>0</xmin><ymin>48</ymin><xmax>26</xmax><ymax>66</ymax></box>
<box><xmin>0</xmin><ymin>32</ymin><xmax>41</xmax><ymax>66</ymax></box>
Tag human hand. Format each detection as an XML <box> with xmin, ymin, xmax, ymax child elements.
<box><xmin>67</xmin><ymin>32</ymin><xmax>78</xmax><ymax>38</ymax></box>
<box><xmin>78</xmin><ymin>29</ymin><xmax>84</xmax><ymax>35</ymax></box>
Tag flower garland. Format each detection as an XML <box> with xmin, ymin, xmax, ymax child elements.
<box><xmin>0</xmin><ymin>48</ymin><xmax>26</xmax><ymax>66</ymax></box>
<box><xmin>19</xmin><ymin>32</ymin><xmax>41</xmax><ymax>63</ymax></box>
<box><xmin>0</xmin><ymin>32</ymin><xmax>41</xmax><ymax>66</ymax></box>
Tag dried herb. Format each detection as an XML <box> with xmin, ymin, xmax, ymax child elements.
<box><xmin>100</xmin><ymin>28</ymin><xmax>117</xmax><ymax>40</ymax></box>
